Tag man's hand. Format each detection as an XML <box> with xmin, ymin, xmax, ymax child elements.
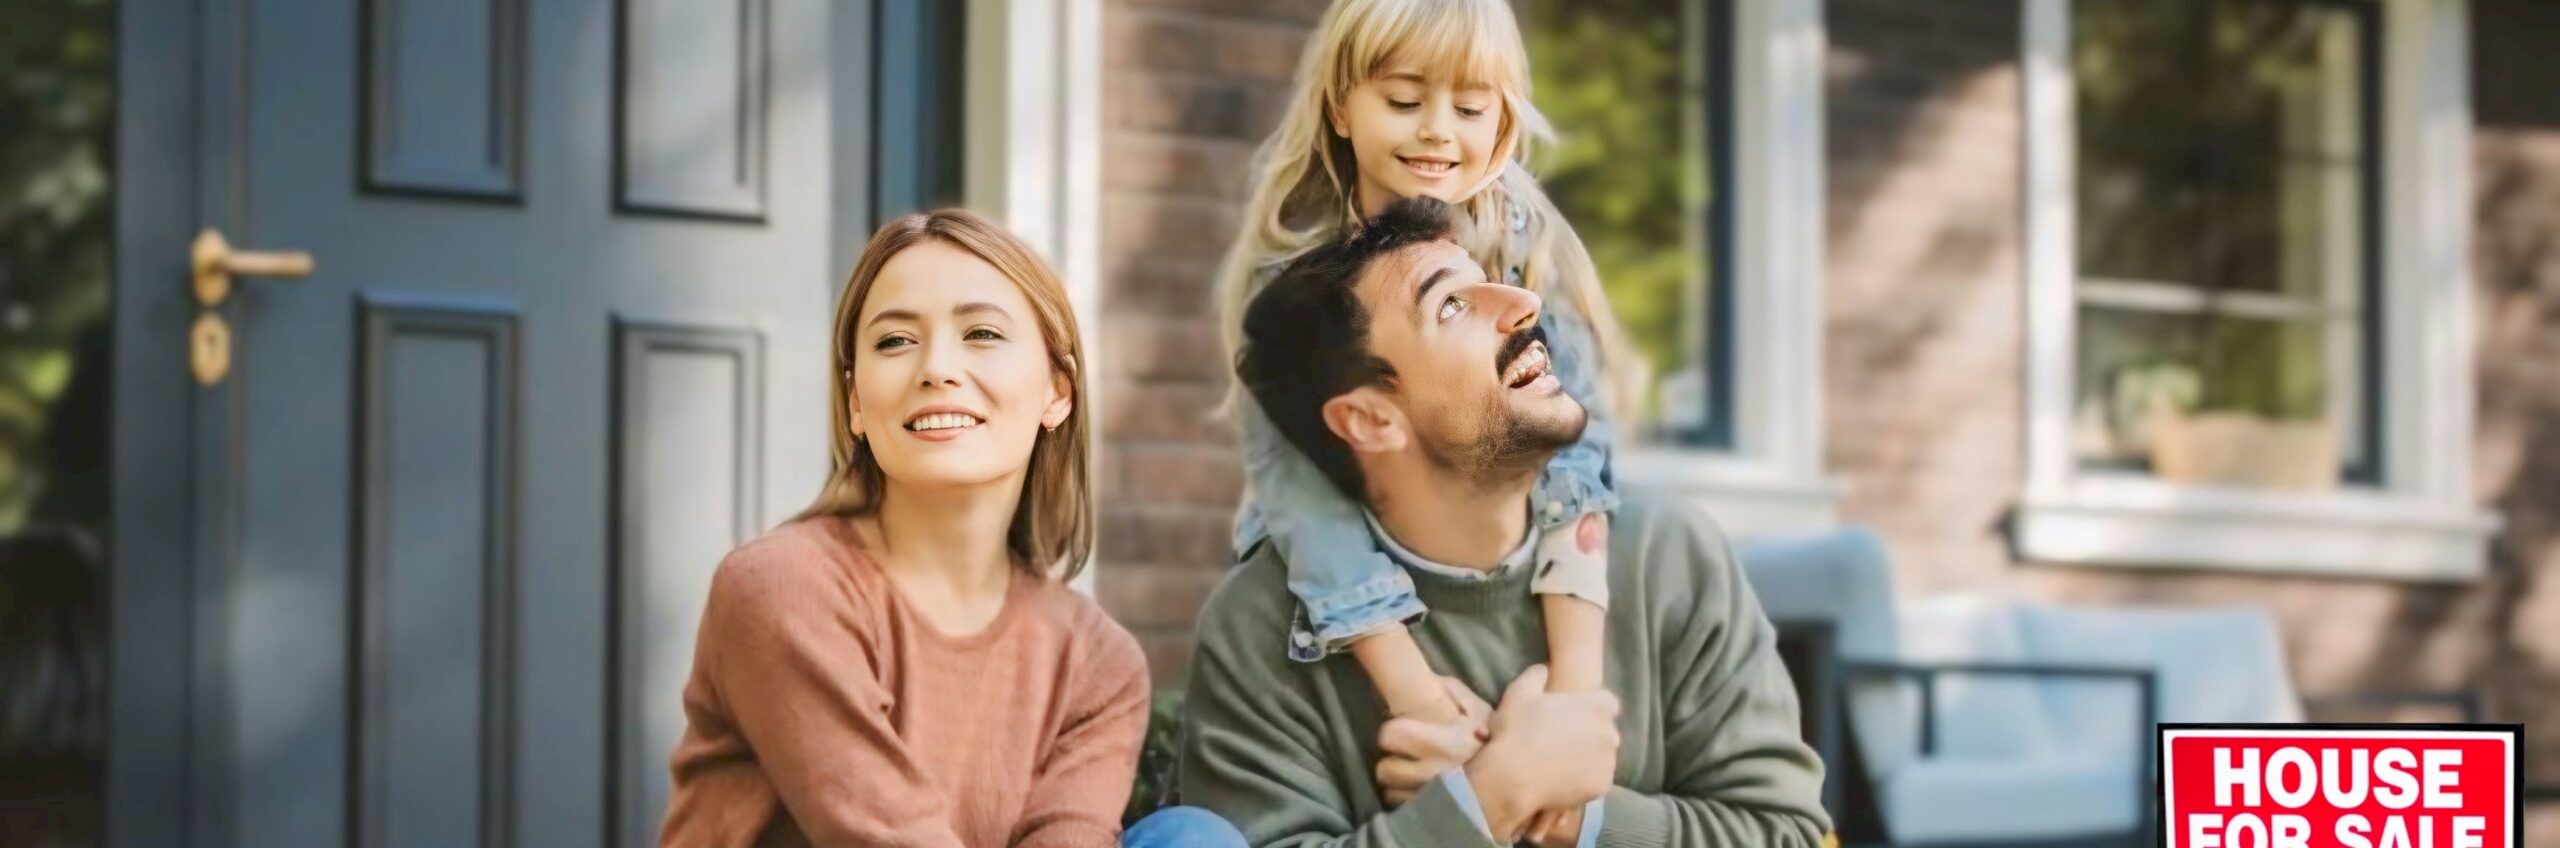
<box><xmin>1374</xmin><ymin>677</ymin><xmax>1492</xmax><ymax>807</ymax></box>
<box><xmin>1463</xmin><ymin>666</ymin><xmax>1620</xmax><ymax>840</ymax></box>
<box><xmin>1521</xmin><ymin>807</ymin><xmax>1585</xmax><ymax>848</ymax></box>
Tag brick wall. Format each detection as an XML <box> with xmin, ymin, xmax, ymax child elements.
<box><xmin>1095</xmin><ymin>0</ymin><xmax>1328</xmax><ymax>682</ymax></box>
<box><xmin>1095</xmin><ymin>4</ymin><xmax>2560</xmax><ymax>820</ymax></box>
<box><xmin>1823</xmin><ymin>0</ymin><xmax>2560</xmax><ymax>823</ymax></box>
<box><xmin>2471</xmin><ymin>0</ymin><xmax>2560</xmax><ymax>812</ymax></box>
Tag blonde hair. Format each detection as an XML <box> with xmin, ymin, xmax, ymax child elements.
<box><xmin>1215</xmin><ymin>0</ymin><xmax>1646</xmax><ymax>423</ymax></box>
<box><xmin>800</xmin><ymin>210</ymin><xmax>1095</xmax><ymax>581</ymax></box>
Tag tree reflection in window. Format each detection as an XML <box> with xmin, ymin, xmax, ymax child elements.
<box><xmin>2071</xmin><ymin>0</ymin><xmax>2379</xmax><ymax>485</ymax></box>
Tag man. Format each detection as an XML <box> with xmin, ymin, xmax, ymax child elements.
<box><xmin>1181</xmin><ymin>197</ymin><xmax>1830</xmax><ymax>847</ymax></box>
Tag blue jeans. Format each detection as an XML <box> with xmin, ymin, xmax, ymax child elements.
<box><xmin>1123</xmin><ymin>805</ymin><xmax>1247</xmax><ymax>848</ymax></box>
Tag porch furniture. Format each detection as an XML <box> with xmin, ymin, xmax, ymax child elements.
<box><xmin>1734</xmin><ymin>527</ymin><xmax>2477</xmax><ymax>848</ymax></box>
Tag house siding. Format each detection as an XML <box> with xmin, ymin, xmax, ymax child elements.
<box><xmin>1822</xmin><ymin>0</ymin><xmax>2560</xmax><ymax>820</ymax></box>
<box><xmin>1095</xmin><ymin>0</ymin><xmax>1328</xmax><ymax>680</ymax></box>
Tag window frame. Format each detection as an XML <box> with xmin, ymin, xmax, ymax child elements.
<box><xmin>2015</xmin><ymin>0</ymin><xmax>2499</xmax><ymax>579</ymax></box>
<box><xmin>2063</xmin><ymin>0</ymin><xmax>2387</xmax><ymax>485</ymax></box>
<box><xmin>1587</xmin><ymin>0</ymin><xmax>1843</xmax><ymax>536</ymax></box>
<box><xmin>1521</xmin><ymin>0</ymin><xmax>1741</xmax><ymax>451</ymax></box>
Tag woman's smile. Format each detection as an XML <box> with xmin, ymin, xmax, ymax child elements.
<box><xmin>903</xmin><ymin>406</ymin><xmax>987</xmax><ymax>442</ymax></box>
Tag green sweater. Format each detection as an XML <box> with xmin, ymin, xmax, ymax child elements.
<box><xmin>1177</xmin><ymin>492</ymin><xmax>1830</xmax><ymax>847</ymax></box>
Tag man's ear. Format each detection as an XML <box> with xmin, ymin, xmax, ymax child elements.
<box><xmin>1322</xmin><ymin>386</ymin><xmax>1407</xmax><ymax>455</ymax></box>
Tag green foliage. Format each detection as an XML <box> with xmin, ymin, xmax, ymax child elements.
<box><xmin>1521</xmin><ymin>0</ymin><xmax>1714</xmax><ymax>423</ymax></box>
<box><xmin>1124</xmin><ymin>688</ymin><xmax>1187</xmax><ymax>825</ymax></box>
<box><xmin>0</xmin><ymin>0</ymin><xmax>116</xmax><ymax>534</ymax></box>
<box><xmin>2074</xmin><ymin>0</ymin><xmax>2361</xmax><ymax>422</ymax></box>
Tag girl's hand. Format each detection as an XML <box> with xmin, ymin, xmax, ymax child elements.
<box><xmin>1522</xmin><ymin>806</ymin><xmax>1584</xmax><ymax>848</ymax></box>
<box><xmin>1374</xmin><ymin>678</ymin><xmax>1491</xmax><ymax>807</ymax></box>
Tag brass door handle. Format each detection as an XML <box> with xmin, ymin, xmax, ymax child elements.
<box><xmin>187</xmin><ymin>229</ymin><xmax>315</xmax><ymax>386</ymax></box>
<box><xmin>191</xmin><ymin>228</ymin><xmax>314</xmax><ymax>307</ymax></box>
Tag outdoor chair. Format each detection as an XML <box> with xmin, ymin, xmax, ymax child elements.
<box><xmin>1735</xmin><ymin>527</ymin><xmax>2478</xmax><ymax>848</ymax></box>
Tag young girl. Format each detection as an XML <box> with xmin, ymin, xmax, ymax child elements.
<box><xmin>1218</xmin><ymin>0</ymin><xmax>1646</xmax><ymax>733</ymax></box>
<box><xmin>660</xmin><ymin>210</ymin><xmax>1244</xmax><ymax>848</ymax></box>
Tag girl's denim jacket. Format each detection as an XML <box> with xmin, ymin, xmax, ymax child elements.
<box><xmin>1230</xmin><ymin>186</ymin><xmax>1621</xmax><ymax>662</ymax></box>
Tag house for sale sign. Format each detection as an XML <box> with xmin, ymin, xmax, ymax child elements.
<box><xmin>2160</xmin><ymin>725</ymin><xmax>2523</xmax><ymax>848</ymax></box>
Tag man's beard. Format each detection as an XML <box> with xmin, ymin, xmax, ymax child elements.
<box><xmin>1418</xmin><ymin>389</ymin><xmax>1584</xmax><ymax>488</ymax></box>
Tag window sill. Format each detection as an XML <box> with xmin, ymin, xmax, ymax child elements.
<box><xmin>1619</xmin><ymin>446</ymin><xmax>1847</xmax><ymax>537</ymax></box>
<box><xmin>2012</xmin><ymin>476</ymin><xmax>2501</xmax><ymax>581</ymax></box>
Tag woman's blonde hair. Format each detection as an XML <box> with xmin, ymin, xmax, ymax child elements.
<box><xmin>1215</xmin><ymin>0</ymin><xmax>1646</xmax><ymax>422</ymax></box>
<box><xmin>799</xmin><ymin>210</ymin><xmax>1095</xmax><ymax>581</ymax></box>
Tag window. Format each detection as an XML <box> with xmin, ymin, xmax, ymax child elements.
<box><xmin>2070</xmin><ymin>0</ymin><xmax>2380</xmax><ymax>491</ymax></box>
<box><xmin>1521</xmin><ymin>0</ymin><xmax>1734</xmax><ymax>447</ymax></box>
<box><xmin>2016</xmin><ymin>0</ymin><xmax>2496</xmax><ymax>578</ymax></box>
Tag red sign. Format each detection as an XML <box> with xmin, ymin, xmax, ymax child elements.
<box><xmin>2160</xmin><ymin>725</ymin><xmax>2522</xmax><ymax>848</ymax></box>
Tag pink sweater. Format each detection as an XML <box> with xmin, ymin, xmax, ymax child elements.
<box><xmin>659</xmin><ymin>517</ymin><xmax>1149</xmax><ymax>848</ymax></box>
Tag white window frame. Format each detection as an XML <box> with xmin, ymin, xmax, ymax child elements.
<box><xmin>963</xmin><ymin>0</ymin><xmax>1105</xmax><ymax>586</ymax></box>
<box><xmin>967</xmin><ymin>0</ymin><xmax>1846</xmax><ymax>546</ymax></box>
<box><xmin>2013</xmin><ymin>0</ymin><xmax>2500</xmax><ymax>580</ymax></box>
<box><xmin>1617</xmin><ymin>0</ymin><xmax>1847</xmax><ymax>537</ymax></box>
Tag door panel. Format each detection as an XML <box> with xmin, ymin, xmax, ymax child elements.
<box><xmin>360</xmin><ymin>0</ymin><xmax>526</xmax><ymax>199</ymax></box>
<box><xmin>616</xmin><ymin>0</ymin><xmax>770</xmax><ymax>219</ymax></box>
<box><xmin>215</xmin><ymin>0</ymin><xmax>837</xmax><ymax>845</ymax></box>
<box><xmin>354</xmin><ymin>304</ymin><xmax>517</xmax><ymax>848</ymax></box>
<box><xmin>607</xmin><ymin>321</ymin><xmax>764</xmax><ymax>848</ymax></box>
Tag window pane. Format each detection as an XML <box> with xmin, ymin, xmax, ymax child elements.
<box><xmin>2076</xmin><ymin>306</ymin><xmax>2340</xmax><ymax>464</ymax></box>
<box><xmin>1522</xmin><ymin>0</ymin><xmax>1727</xmax><ymax>444</ymax></box>
<box><xmin>2071</xmin><ymin>0</ymin><xmax>2374</xmax><ymax>484</ymax></box>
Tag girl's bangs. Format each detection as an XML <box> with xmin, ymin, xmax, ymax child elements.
<box><xmin>1342</xmin><ymin>0</ymin><xmax>1527</xmax><ymax>94</ymax></box>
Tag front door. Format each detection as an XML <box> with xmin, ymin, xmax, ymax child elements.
<box><xmin>118</xmin><ymin>1</ymin><xmax>856</xmax><ymax>845</ymax></box>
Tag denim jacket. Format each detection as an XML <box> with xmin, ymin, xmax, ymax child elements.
<box><xmin>1230</xmin><ymin>180</ymin><xmax>1621</xmax><ymax>662</ymax></box>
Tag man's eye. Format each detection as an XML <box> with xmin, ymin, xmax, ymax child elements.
<box><xmin>1438</xmin><ymin>296</ymin><xmax>1466</xmax><ymax>321</ymax></box>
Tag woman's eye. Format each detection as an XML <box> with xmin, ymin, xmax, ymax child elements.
<box><xmin>872</xmin><ymin>335</ymin><xmax>913</xmax><ymax>351</ymax></box>
<box><xmin>1456</xmin><ymin>106</ymin><xmax>1485</xmax><ymax>118</ymax></box>
<box><xmin>964</xmin><ymin>327</ymin><xmax>1004</xmax><ymax>341</ymax></box>
<box><xmin>1387</xmin><ymin>99</ymin><xmax>1420</xmax><ymax>110</ymax></box>
<box><xmin>1438</xmin><ymin>295</ymin><xmax>1466</xmax><ymax>321</ymax></box>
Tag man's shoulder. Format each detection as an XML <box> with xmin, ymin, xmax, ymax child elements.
<box><xmin>1190</xmin><ymin>543</ymin><xmax>1303</xmax><ymax>669</ymax></box>
<box><xmin>1200</xmin><ymin>543</ymin><xmax>1298</xmax><ymax>627</ymax></box>
<box><xmin>1609</xmin><ymin>489</ymin><xmax>1732</xmax><ymax>560</ymax></box>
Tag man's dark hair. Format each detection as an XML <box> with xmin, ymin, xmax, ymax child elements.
<box><xmin>1235</xmin><ymin>196</ymin><xmax>1457</xmax><ymax>500</ymax></box>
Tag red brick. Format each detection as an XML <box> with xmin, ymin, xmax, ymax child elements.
<box><xmin>1105</xmin><ymin>10</ymin><xmax>1307</xmax><ymax>82</ymax></box>
<box><xmin>1105</xmin><ymin>443</ymin><xmax>1244</xmax><ymax>507</ymax></box>
<box><xmin>1098</xmin><ymin>505</ymin><xmax>1233</xmax><ymax>567</ymax></box>
<box><xmin>1103</xmin><ymin>133</ymin><xmax>1260</xmax><ymax>201</ymax></box>
<box><xmin>1115</xmin><ymin>0</ymin><xmax>1329</xmax><ymax>26</ymax></box>
<box><xmin>1104</xmin><ymin>254</ymin><xmax>1226</xmax><ymax>318</ymax></box>
<box><xmin>1100</xmin><ymin>317</ymin><xmax>1229</xmax><ymax>383</ymax></box>
<box><xmin>1098</xmin><ymin>564</ymin><xmax>1229</xmax><ymax>630</ymax></box>
<box><xmin>1103</xmin><ymin>192</ymin><xmax>1246</xmax><ymax>266</ymax></box>
<box><xmin>1137</xmin><ymin>632</ymin><xmax>1200</xmax><ymax>689</ymax></box>
<box><xmin>1108</xmin><ymin>74</ymin><xmax>1292</xmax><ymax>140</ymax></box>
<box><xmin>1101</xmin><ymin>380</ymin><xmax>1239</xmax><ymax>446</ymax></box>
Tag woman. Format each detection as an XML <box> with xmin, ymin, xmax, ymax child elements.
<box><xmin>659</xmin><ymin>210</ymin><xmax>1243</xmax><ymax>848</ymax></box>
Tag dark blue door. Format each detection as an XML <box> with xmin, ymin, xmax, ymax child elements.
<box><xmin>135</xmin><ymin>1</ymin><xmax>852</xmax><ymax>845</ymax></box>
